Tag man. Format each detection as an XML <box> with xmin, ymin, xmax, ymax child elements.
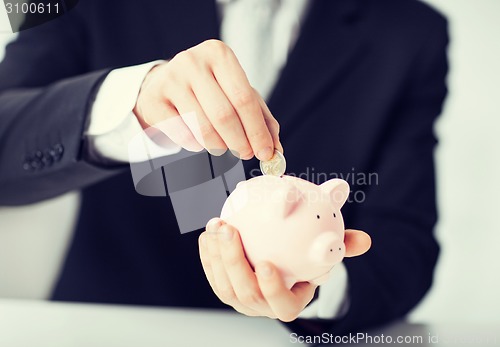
<box><xmin>0</xmin><ymin>0</ymin><xmax>448</xmax><ymax>336</ymax></box>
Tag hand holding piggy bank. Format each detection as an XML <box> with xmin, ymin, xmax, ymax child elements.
<box><xmin>220</xmin><ymin>175</ymin><xmax>357</xmax><ymax>289</ymax></box>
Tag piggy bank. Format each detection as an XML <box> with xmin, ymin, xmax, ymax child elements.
<box><xmin>220</xmin><ymin>175</ymin><xmax>350</xmax><ymax>289</ymax></box>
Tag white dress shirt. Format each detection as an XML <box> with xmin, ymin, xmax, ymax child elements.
<box><xmin>86</xmin><ymin>0</ymin><xmax>349</xmax><ymax>320</ymax></box>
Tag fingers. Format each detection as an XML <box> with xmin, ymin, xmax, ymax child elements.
<box><xmin>153</xmin><ymin>113</ymin><xmax>204</xmax><ymax>152</ymax></box>
<box><xmin>256</xmin><ymin>94</ymin><xmax>283</xmax><ymax>154</ymax></box>
<box><xmin>198</xmin><ymin>233</ymin><xmax>218</xmax><ymax>293</ymax></box>
<box><xmin>344</xmin><ymin>229</ymin><xmax>372</xmax><ymax>257</ymax></box>
<box><xmin>169</xmin><ymin>88</ymin><xmax>227</xmax><ymax>155</ymax></box>
<box><xmin>216</xmin><ymin>223</ymin><xmax>272</xmax><ymax>311</ymax></box>
<box><xmin>134</xmin><ymin>40</ymin><xmax>281</xmax><ymax>160</ymax></box>
<box><xmin>134</xmin><ymin>95</ymin><xmax>204</xmax><ymax>152</ymax></box>
<box><xmin>199</xmin><ymin>219</ymin><xmax>268</xmax><ymax>317</ymax></box>
<box><xmin>255</xmin><ymin>262</ymin><xmax>317</xmax><ymax>322</ymax></box>
<box><xmin>199</xmin><ymin>219</ymin><xmax>317</xmax><ymax>321</ymax></box>
<box><xmin>191</xmin><ymin>73</ymin><xmax>253</xmax><ymax>159</ymax></box>
<box><xmin>209</xmin><ymin>44</ymin><xmax>275</xmax><ymax>161</ymax></box>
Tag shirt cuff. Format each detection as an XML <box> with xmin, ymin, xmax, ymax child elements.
<box><xmin>298</xmin><ymin>262</ymin><xmax>350</xmax><ymax>320</ymax></box>
<box><xmin>86</xmin><ymin>60</ymin><xmax>182</xmax><ymax>164</ymax></box>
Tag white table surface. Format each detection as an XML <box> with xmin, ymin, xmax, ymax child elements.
<box><xmin>0</xmin><ymin>298</ymin><xmax>294</xmax><ymax>347</ymax></box>
<box><xmin>1</xmin><ymin>299</ymin><xmax>498</xmax><ymax>347</ymax></box>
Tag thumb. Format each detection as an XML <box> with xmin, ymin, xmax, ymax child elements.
<box><xmin>344</xmin><ymin>229</ymin><xmax>372</xmax><ymax>257</ymax></box>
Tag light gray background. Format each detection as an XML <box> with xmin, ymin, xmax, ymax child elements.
<box><xmin>0</xmin><ymin>0</ymin><xmax>499</xmax><ymax>324</ymax></box>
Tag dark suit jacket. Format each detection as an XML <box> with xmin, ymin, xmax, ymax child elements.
<box><xmin>0</xmin><ymin>0</ymin><xmax>448</xmax><ymax>336</ymax></box>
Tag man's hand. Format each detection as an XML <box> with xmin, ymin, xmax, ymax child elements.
<box><xmin>133</xmin><ymin>39</ymin><xmax>282</xmax><ymax>161</ymax></box>
<box><xmin>198</xmin><ymin>218</ymin><xmax>371</xmax><ymax>322</ymax></box>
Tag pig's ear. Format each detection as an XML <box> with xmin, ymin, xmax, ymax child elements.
<box><xmin>274</xmin><ymin>184</ymin><xmax>304</xmax><ymax>218</ymax></box>
<box><xmin>321</xmin><ymin>179</ymin><xmax>350</xmax><ymax>207</ymax></box>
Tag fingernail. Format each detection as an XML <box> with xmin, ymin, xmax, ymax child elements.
<box><xmin>219</xmin><ymin>226</ymin><xmax>233</xmax><ymax>241</ymax></box>
<box><xmin>229</xmin><ymin>149</ymin><xmax>241</xmax><ymax>159</ymax></box>
<box><xmin>229</xmin><ymin>149</ymin><xmax>252</xmax><ymax>161</ymax></box>
<box><xmin>241</xmin><ymin>153</ymin><xmax>254</xmax><ymax>160</ymax></box>
<box><xmin>257</xmin><ymin>147</ymin><xmax>273</xmax><ymax>161</ymax></box>
<box><xmin>207</xmin><ymin>218</ymin><xmax>221</xmax><ymax>234</ymax></box>
<box><xmin>257</xmin><ymin>263</ymin><xmax>272</xmax><ymax>277</ymax></box>
<box><xmin>208</xmin><ymin>148</ymin><xmax>227</xmax><ymax>156</ymax></box>
<box><xmin>277</xmin><ymin>143</ymin><xmax>284</xmax><ymax>155</ymax></box>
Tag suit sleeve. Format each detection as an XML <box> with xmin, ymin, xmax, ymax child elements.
<box><xmin>0</xmin><ymin>12</ymin><xmax>122</xmax><ymax>206</ymax></box>
<box><xmin>287</xmin><ymin>17</ymin><xmax>449</xmax><ymax>336</ymax></box>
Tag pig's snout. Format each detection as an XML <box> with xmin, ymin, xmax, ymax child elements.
<box><xmin>309</xmin><ymin>232</ymin><xmax>345</xmax><ymax>266</ymax></box>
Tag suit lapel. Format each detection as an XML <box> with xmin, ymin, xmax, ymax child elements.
<box><xmin>267</xmin><ymin>0</ymin><xmax>366</xmax><ymax>134</ymax></box>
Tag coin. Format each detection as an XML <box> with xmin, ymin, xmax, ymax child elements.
<box><xmin>260</xmin><ymin>149</ymin><xmax>286</xmax><ymax>176</ymax></box>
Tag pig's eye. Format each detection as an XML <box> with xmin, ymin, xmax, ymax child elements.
<box><xmin>333</xmin><ymin>212</ymin><xmax>337</xmax><ymax>218</ymax></box>
<box><xmin>316</xmin><ymin>215</ymin><xmax>320</xmax><ymax>219</ymax></box>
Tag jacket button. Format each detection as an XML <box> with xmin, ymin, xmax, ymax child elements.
<box><xmin>30</xmin><ymin>158</ymin><xmax>44</xmax><ymax>170</ymax></box>
<box><xmin>42</xmin><ymin>151</ymin><xmax>54</xmax><ymax>166</ymax></box>
<box><xmin>51</xmin><ymin>143</ymin><xmax>64</xmax><ymax>161</ymax></box>
<box><xmin>23</xmin><ymin>160</ymin><xmax>33</xmax><ymax>171</ymax></box>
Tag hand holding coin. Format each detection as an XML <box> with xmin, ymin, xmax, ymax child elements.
<box><xmin>260</xmin><ymin>149</ymin><xmax>286</xmax><ymax>177</ymax></box>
